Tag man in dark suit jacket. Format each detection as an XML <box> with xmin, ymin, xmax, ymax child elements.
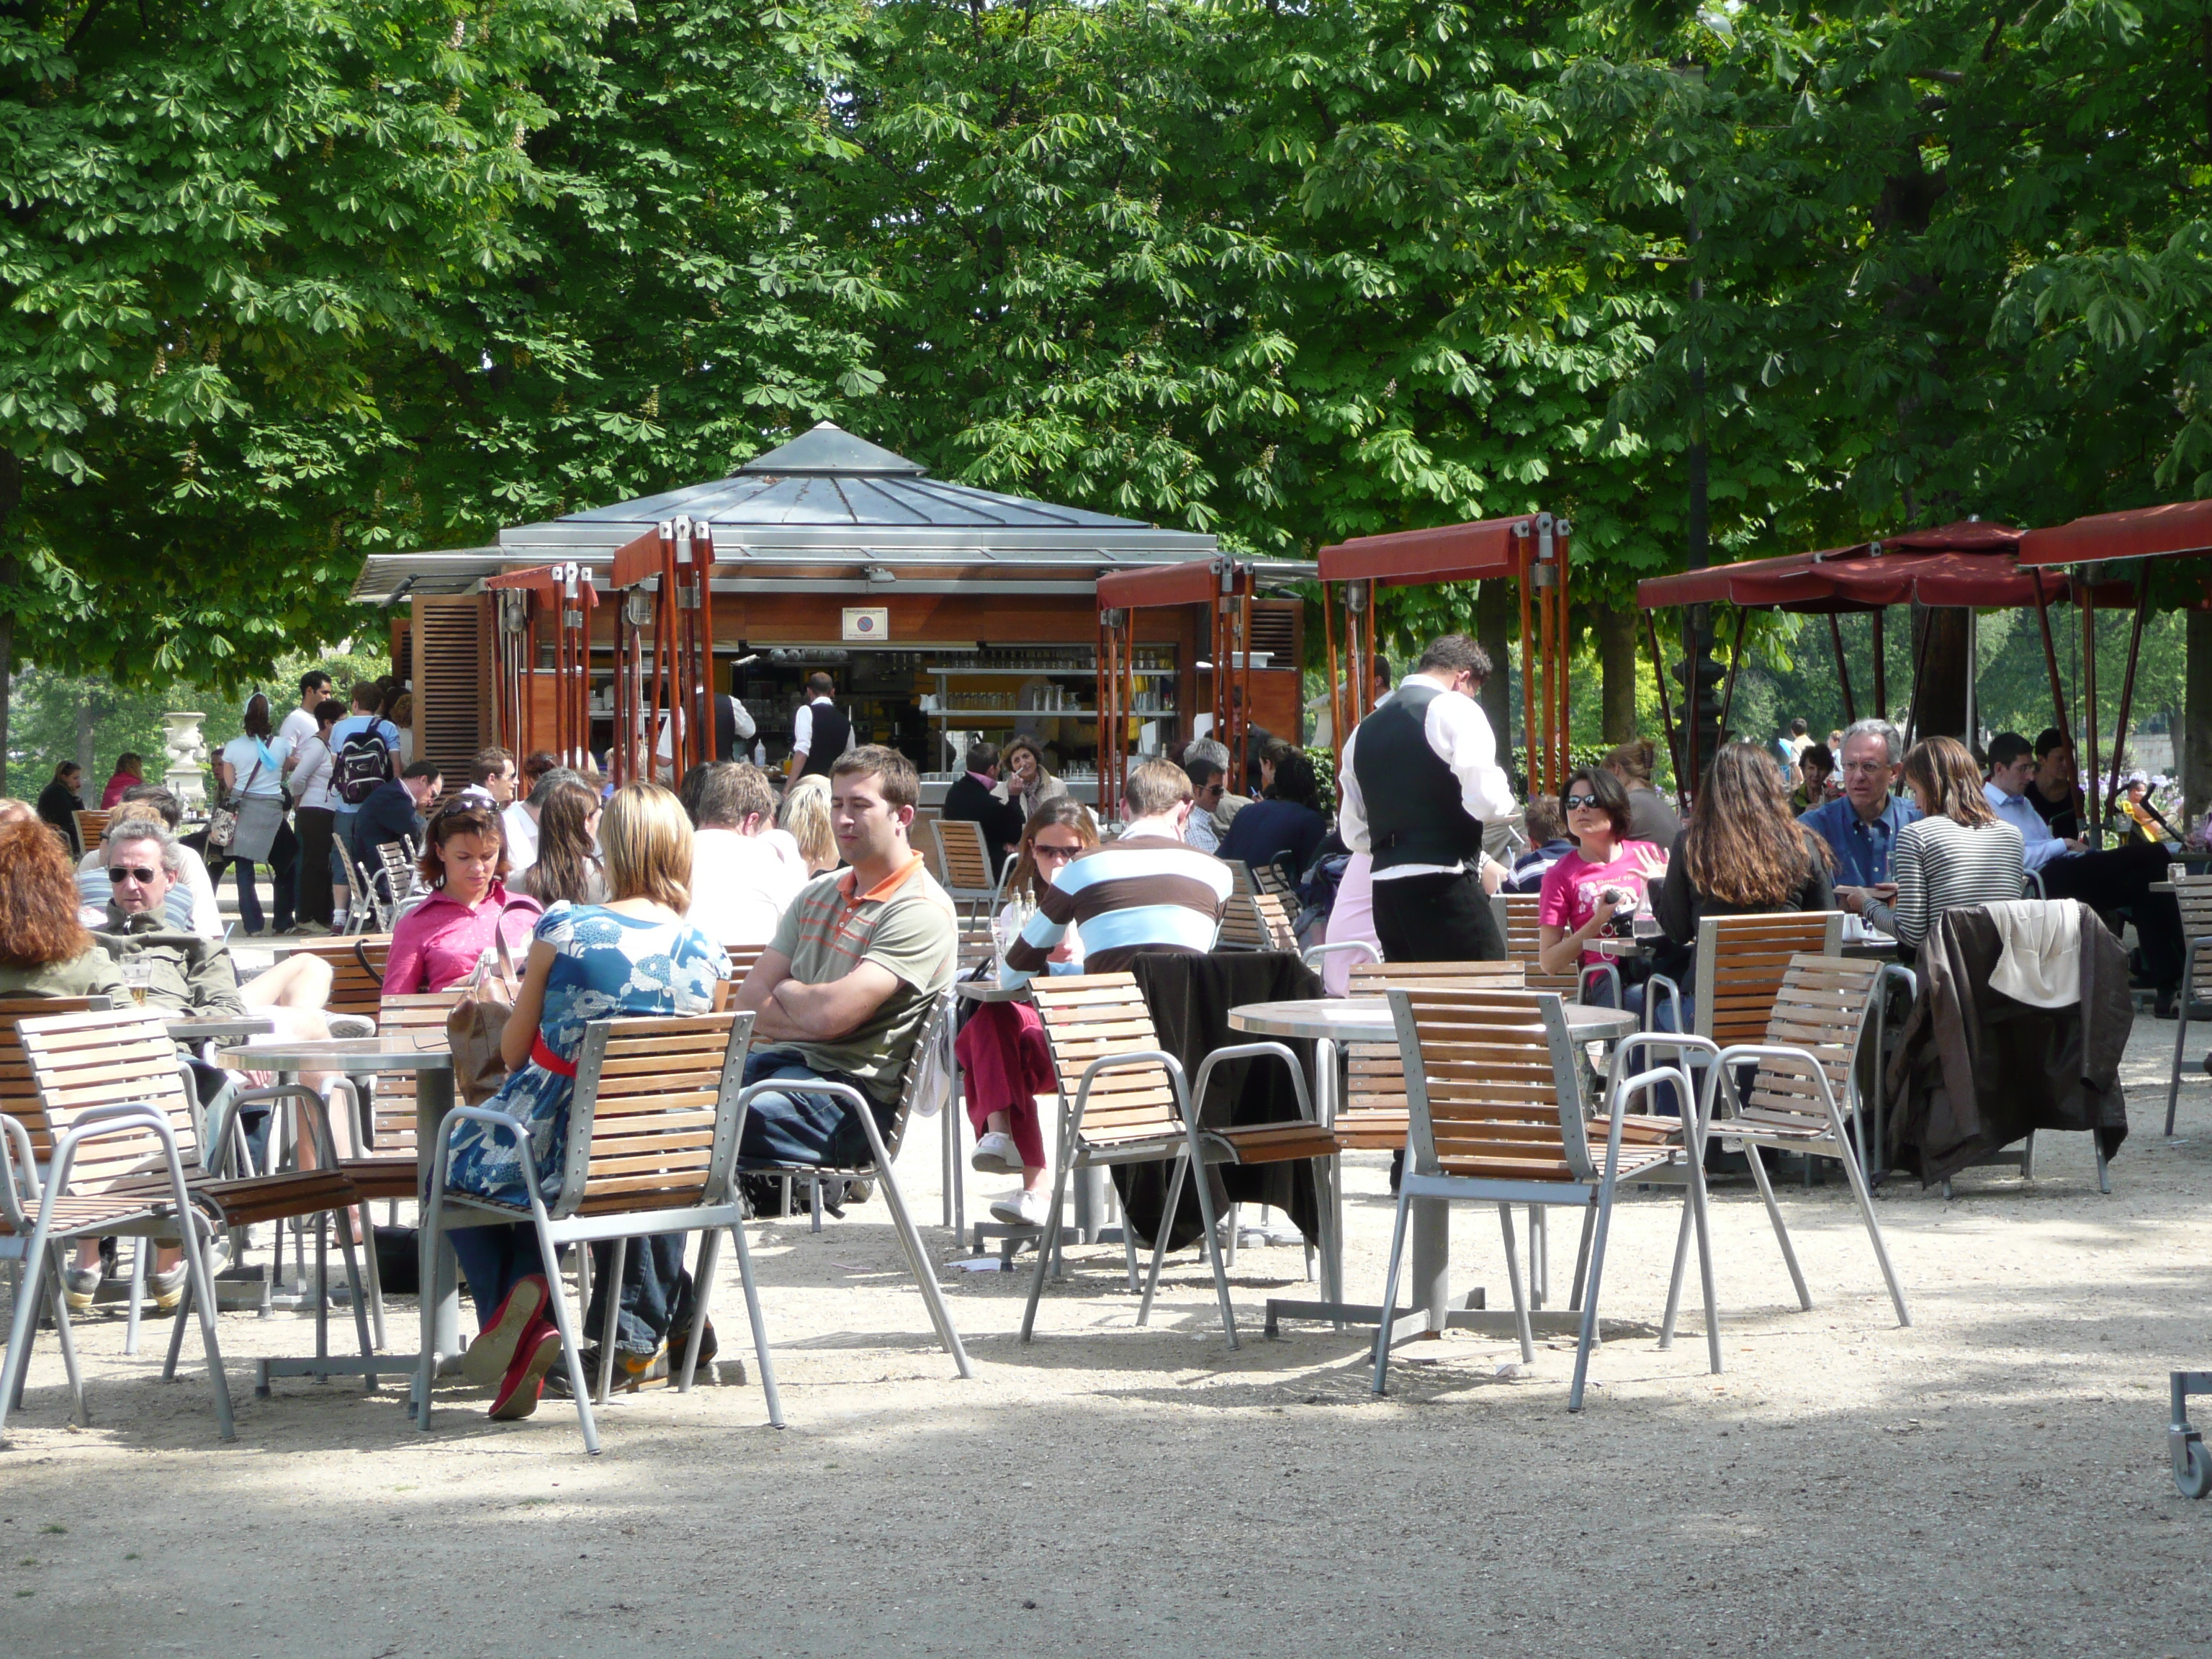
<box><xmin>943</xmin><ymin>742</ymin><xmax>1028</xmax><ymax>881</ymax></box>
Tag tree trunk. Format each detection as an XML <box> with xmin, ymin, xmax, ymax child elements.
<box><xmin>1475</xmin><ymin>577</ymin><xmax>1515</xmax><ymax>773</ymax></box>
<box><xmin>2186</xmin><ymin>607</ymin><xmax>2212</xmax><ymax>835</ymax></box>
<box><xmin>1591</xmin><ymin>601</ymin><xmax>1640</xmax><ymax>744</ymax></box>
<box><xmin>75</xmin><ymin>682</ymin><xmax>96</xmax><ymax>783</ymax></box>
<box><xmin>1909</xmin><ymin>603</ymin><xmax>1972</xmax><ymax>742</ymax></box>
<box><xmin>0</xmin><ymin>447</ymin><xmax>18</xmax><ymax>797</ymax></box>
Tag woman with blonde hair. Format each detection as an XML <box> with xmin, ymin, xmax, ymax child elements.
<box><xmin>1862</xmin><ymin>735</ymin><xmax>2024</xmax><ymax>951</ymax></box>
<box><xmin>778</xmin><ymin>773</ymin><xmax>838</xmax><ymax>875</ymax></box>
<box><xmin>434</xmin><ymin>783</ymin><xmax>729</xmax><ymax>1420</ymax></box>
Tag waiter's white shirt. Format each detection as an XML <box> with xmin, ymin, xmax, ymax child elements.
<box><xmin>1336</xmin><ymin>673</ymin><xmax>1515</xmax><ymax>882</ymax></box>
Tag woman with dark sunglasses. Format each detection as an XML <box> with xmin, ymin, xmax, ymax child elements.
<box><xmin>1537</xmin><ymin>766</ymin><xmax>1668</xmax><ymax>981</ymax></box>
<box><xmin>963</xmin><ymin>799</ymin><xmax>1099</xmax><ymax>1228</ymax></box>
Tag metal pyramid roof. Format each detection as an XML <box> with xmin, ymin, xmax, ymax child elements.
<box><xmin>502</xmin><ymin>421</ymin><xmax>1178</xmax><ymax>547</ymax></box>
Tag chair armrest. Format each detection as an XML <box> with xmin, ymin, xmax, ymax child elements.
<box><xmin>1597</xmin><ymin>1065</ymin><xmax>1693</xmax><ymax>1172</ymax></box>
<box><xmin>1642</xmin><ymin>972</ymin><xmax>1683</xmax><ymax>1035</ymax></box>
<box><xmin>733</xmin><ymin>1077</ymin><xmax>891</xmax><ymax>1173</ymax></box>
<box><xmin>1704</xmin><ymin>1041</ymin><xmax>1843</xmax><ymax>1126</ymax></box>
<box><xmin>0</xmin><ymin>1112</ymin><xmax>40</xmax><ymax>1208</ymax></box>
<box><xmin>1578</xmin><ymin>961</ymin><xmax>1622</xmax><ymax>1009</ymax></box>
<box><xmin>1191</xmin><ymin>1041</ymin><xmax>1315</xmax><ymax>1124</ymax></box>
<box><xmin>45</xmin><ymin>1106</ymin><xmax>186</xmax><ymax>1199</ymax></box>
<box><xmin>1604</xmin><ymin>1030</ymin><xmax>1717</xmax><ymax>1107</ymax></box>
<box><xmin>1301</xmin><ymin>940</ymin><xmax>1381</xmax><ymax>977</ymax></box>
<box><xmin>426</xmin><ymin>1103</ymin><xmax>547</xmax><ymax>1205</ymax></box>
<box><xmin>230</xmin><ymin>1082</ymin><xmax>344</xmax><ymax>1169</ymax></box>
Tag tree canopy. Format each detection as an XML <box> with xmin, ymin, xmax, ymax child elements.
<box><xmin>4</xmin><ymin>0</ymin><xmax>2208</xmax><ymax>778</ymax></box>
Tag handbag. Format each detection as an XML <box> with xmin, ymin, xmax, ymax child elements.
<box><xmin>206</xmin><ymin>754</ymin><xmax>264</xmax><ymax>855</ymax></box>
<box><xmin>446</xmin><ymin>905</ymin><xmax>529</xmax><ymax>1106</ymax></box>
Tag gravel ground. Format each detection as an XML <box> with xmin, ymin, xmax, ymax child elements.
<box><xmin>2</xmin><ymin>1020</ymin><xmax>2208</xmax><ymax>1658</ymax></box>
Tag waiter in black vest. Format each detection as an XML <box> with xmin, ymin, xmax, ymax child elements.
<box><xmin>787</xmin><ymin>671</ymin><xmax>851</xmax><ymax>780</ymax></box>
<box><xmin>1336</xmin><ymin>634</ymin><xmax>1516</xmax><ymax>961</ymax></box>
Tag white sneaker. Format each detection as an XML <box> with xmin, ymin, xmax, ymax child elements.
<box><xmin>971</xmin><ymin>1130</ymin><xmax>1022</xmax><ymax>1175</ymax></box>
<box><xmin>989</xmin><ymin>1188</ymin><xmax>1048</xmax><ymax>1227</ymax></box>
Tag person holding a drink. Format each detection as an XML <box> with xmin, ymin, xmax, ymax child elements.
<box><xmin>1537</xmin><ymin>765</ymin><xmax>1670</xmax><ymax>1008</ymax></box>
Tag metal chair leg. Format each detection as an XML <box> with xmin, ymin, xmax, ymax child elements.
<box><xmin>1568</xmin><ymin>1177</ymin><xmax>1620</xmax><ymax>1413</ymax></box>
<box><xmin>595</xmin><ymin>1238</ymin><xmax>627</xmax><ymax>1405</ymax></box>
<box><xmin>723</xmin><ymin>1220</ymin><xmax>784</xmax><ymax>1428</ymax></box>
<box><xmin>1138</xmin><ymin>1157</ymin><xmax>1187</xmax><ymax>1326</ymax></box>
<box><xmin>534</xmin><ymin>1216</ymin><xmax>599</xmax><ymax>1455</ymax></box>
<box><xmin>44</xmin><ymin>1254</ymin><xmax>88</xmax><ymax>1428</ymax></box>
<box><xmin>1497</xmin><ymin>1204</ymin><xmax>1534</xmax><ymax>1364</ymax></box>
<box><xmin>676</xmin><ymin>1231</ymin><xmax>716</xmax><ymax>1394</ymax></box>
<box><xmin>871</xmin><ymin>1158</ymin><xmax>971</xmax><ymax>1377</ymax></box>
<box><xmin>2167</xmin><ymin>957</ymin><xmax>2195</xmax><ymax>1136</ymax></box>
<box><xmin>1368</xmin><ymin>1189</ymin><xmax>1414</xmax><ymax>1396</ymax></box>
<box><xmin>1744</xmin><ymin>1138</ymin><xmax>1812</xmax><ymax>1310</ymax></box>
<box><xmin>122</xmin><ymin>1237</ymin><xmax>146</xmax><ymax>1357</ymax></box>
<box><xmin>1019</xmin><ymin>1157</ymin><xmax>1079</xmax><ymax>1344</ymax></box>
<box><xmin>355</xmin><ymin>1200</ymin><xmax>387</xmax><ymax>1351</ymax></box>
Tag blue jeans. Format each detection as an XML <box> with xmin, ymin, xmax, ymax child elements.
<box><xmin>583</xmin><ymin>1235</ymin><xmax>693</xmax><ymax>1357</ymax></box>
<box><xmin>738</xmin><ymin>1049</ymin><xmax>892</xmax><ymax>1168</ymax></box>
<box><xmin>448</xmin><ymin>1223</ymin><xmax>547</xmax><ymax>1329</ymax></box>
<box><xmin>221</xmin><ymin>856</ymin><xmax>266</xmax><ymax>935</ymax></box>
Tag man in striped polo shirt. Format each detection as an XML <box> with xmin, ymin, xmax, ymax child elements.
<box><xmin>999</xmin><ymin>757</ymin><xmax>1232</xmax><ymax>988</ymax></box>
<box><xmin>734</xmin><ymin>746</ymin><xmax>957</xmax><ymax>1171</ymax></box>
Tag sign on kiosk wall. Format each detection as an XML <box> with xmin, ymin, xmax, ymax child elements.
<box><xmin>842</xmin><ymin>607</ymin><xmax>889</xmax><ymax>642</ymax></box>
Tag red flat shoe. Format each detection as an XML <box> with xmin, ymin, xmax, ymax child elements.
<box><xmin>489</xmin><ymin>1321</ymin><xmax>563</xmax><ymax>1421</ymax></box>
<box><xmin>462</xmin><ymin>1274</ymin><xmax>549</xmax><ymax>1388</ymax></box>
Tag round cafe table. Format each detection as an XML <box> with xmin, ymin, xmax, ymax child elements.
<box><xmin>165</xmin><ymin>1016</ymin><xmax>276</xmax><ymax>1045</ymax></box>
<box><xmin>216</xmin><ymin>1035</ymin><xmax>459</xmax><ymax>1400</ymax></box>
<box><xmin>1226</xmin><ymin>997</ymin><xmax>1639</xmax><ymax>1339</ymax></box>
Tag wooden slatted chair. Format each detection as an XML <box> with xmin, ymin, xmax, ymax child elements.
<box><xmin>1658</xmin><ymin>953</ymin><xmax>1911</xmax><ymax>1346</ymax></box>
<box><xmin>1</xmin><ymin>1007</ymin><xmax>374</xmax><ymax>1444</ymax></box>
<box><xmin>722</xmin><ymin>943</ymin><xmax>770</xmax><ymax>989</ymax></box>
<box><xmin>274</xmin><ymin>935</ymin><xmax>390</xmax><ymax>1022</ymax></box>
<box><xmin>72</xmin><ymin>809</ymin><xmax>111</xmax><ymax>855</ymax></box>
<box><xmin>1335</xmin><ymin>962</ymin><xmax>1529</xmax><ymax>1152</ymax></box>
<box><xmin>0</xmin><ymin>997</ymin><xmax>103</xmax><ymax>1321</ymax></box>
<box><xmin>1253</xmin><ymin>891</ymin><xmax>1299</xmax><ymax>953</ymax></box>
<box><xmin>1371</xmin><ymin>986</ymin><xmax>1713</xmax><ymax>1408</ymax></box>
<box><xmin>1646</xmin><ymin>910</ymin><xmax>1847</xmax><ymax>1051</ymax></box>
<box><xmin>1490</xmin><ymin>892</ymin><xmax>1586</xmax><ymax>998</ymax></box>
<box><xmin>929</xmin><ymin>817</ymin><xmax>1000</xmax><ymax>913</ymax></box>
<box><xmin>419</xmin><ymin>1010</ymin><xmax>784</xmax><ymax>1450</ymax></box>
<box><xmin>1215</xmin><ymin>861</ymin><xmax>1280</xmax><ymax>952</ymax></box>
<box><xmin>1021</xmin><ymin>972</ymin><xmax>1338</xmax><ymax>1348</ymax></box>
<box><xmin>2164</xmin><ymin>876</ymin><xmax>2212</xmax><ymax>1134</ymax></box>
<box><xmin>729</xmin><ymin>992</ymin><xmax>973</xmax><ymax>1379</ymax></box>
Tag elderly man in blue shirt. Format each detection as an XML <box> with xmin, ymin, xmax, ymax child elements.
<box><xmin>1984</xmin><ymin>730</ymin><xmax>2185</xmax><ymax>1015</ymax></box>
<box><xmin>1799</xmin><ymin>718</ymin><xmax>1920</xmax><ymax>919</ymax></box>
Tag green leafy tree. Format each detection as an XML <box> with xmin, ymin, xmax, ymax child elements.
<box><xmin>0</xmin><ymin>0</ymin><xmax>610</xmax><ymax>786</ymax></box>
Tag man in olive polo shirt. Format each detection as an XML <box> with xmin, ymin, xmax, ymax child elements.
<box><xmin>733</xmin><ymin>745</ymin><xmax>957</xmax><ymax>1169</ymax></box>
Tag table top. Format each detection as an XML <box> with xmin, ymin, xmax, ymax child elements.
<box><xmin>166</xmin><ymin>1016</ymin><xmax>276</xmax><ymax>1043</ymax></box>
<box><xmin>1227</xmin><ymin>997</ymin><xmax>1640</xmax><ymax>1043</ymax></box>
<box><xmin>214</xmin><ymin>1035</ymin><xmax>451</xmax><ymax>1074</ymax></box>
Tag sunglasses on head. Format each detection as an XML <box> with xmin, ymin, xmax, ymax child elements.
<box><xmin>109</xmin><ymin>866</ymin><xmax>159</xmax><ymax>885</ymax></box>
<box><xmin>1562</xmin><ymin>792</ymin><xmax>1602</xmax><ymax>811</ymax></box>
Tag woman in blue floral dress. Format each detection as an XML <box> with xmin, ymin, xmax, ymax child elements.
<box><xmin>439</xmin><ymin>783</ymin><xmax>729</xmax><ymax>1419</ymax></box>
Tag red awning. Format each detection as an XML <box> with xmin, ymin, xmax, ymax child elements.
<box><xmin>1634</xmin><ymin>523</ymin><xmax>2073</xmax><ymax>611</ymax></box>
<box><xmin>2017</xmin><ymin>500</ymin><xmax>2212</xmax><ymax>567</ymax></box>
<box><xmin>1096</xmin><ymin>559</ymin><xmax>1226</xmax><ymax>610</ymax></box>
<box><xmin>606</xmin><ymin>525</ymin><xmax>718</xmax><ymax>589</ymax></box>
<box><xmin>1317</xmin><ymin>516</ymin><xmax>1537</xmax><ymax>585</ymax></box>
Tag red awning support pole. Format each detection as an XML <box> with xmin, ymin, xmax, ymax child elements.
<box><xmin>2103</xmin><ymin>562</ymin><xmax>2152</xmax><ymax>830</ymax></box>
<box><xmin>1645</xmin><ymin>611</ymin><xmax>1683</xmax><ymax>811</ymax></box>
<box><xmin>1871</xmin><ymin>610</ymin><xmax>1887</xmax><ymax>719</ymax></box>
<box><xmin>1902</xmin><ymin>606</ymin><xmax>1937</xmax><ymax>755</ymax></box>
<box><xmin>2082</xmin><ymin>585</ymin><xmax>2101</xmax><ymax>850</ymax></box>
<box><xmin>1827</xmin><ymin>612</ymin><xmax>1856</xmax><ymax>724</ymax></box>
<box><xmin>1717</xmin><ymin>606</ymin><xmax>1745</xmax><ymax>746</ymax></box>
<box><xmin>1555</xmin><ymin>519</ymin><xmax>1573</xmax><ymax>796</ymax></box>
<box><xmin>2032</xmin><ymin>573</ymin><xmax>2070</xmax><ymax>742</ymax></box>
<box><xmin>1321</xmin><ymin>579</ymin><xmax>1342</xmax><ymax>763</ymax></box>
<box><xmin>1535</xmin><ymin>516</ymin><xmax>1557</xmax><ymax>800</ymax></box>
<box><xmin>1519</xmin><ymin>555</ymin><xmax>1538</xmax><ymax>798</ymax></box>
<box><xmin>1681</xmin><ymin>606</ymin><xmax>1701</xmax><ymax>805</ymax></box>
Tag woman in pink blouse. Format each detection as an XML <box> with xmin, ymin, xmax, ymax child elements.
<box><xmin>382</xmin><ymin>799</ymin><xmax>543</xmax><ymax>994</ymax></box>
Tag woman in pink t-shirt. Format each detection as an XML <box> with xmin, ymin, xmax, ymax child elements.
<box><xmin>1537</xmin><ymin>766</ymin><xmax>1668</xmax><ymax>979</ymax></box>
<box><xmin>383</xmin><ymin>799</ymin><xmax>542</xmax><ymax>994</ymax></box>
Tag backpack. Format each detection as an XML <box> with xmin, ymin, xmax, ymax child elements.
<box><xmin>336</xmin><ymin>724</ymin><xmax>393</xmax><ymax>806</ymax></box>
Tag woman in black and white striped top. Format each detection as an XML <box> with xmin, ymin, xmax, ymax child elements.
<box><xmin>1867</xmin><ymin>735</ymin><xmax>2024</xmax><ymax>950</ymax></box>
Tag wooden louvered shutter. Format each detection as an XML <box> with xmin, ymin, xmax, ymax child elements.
<box><xmin>411</xmin><ymin>596</ymin><xmax>490</xmax><ymax>801</ymax></box>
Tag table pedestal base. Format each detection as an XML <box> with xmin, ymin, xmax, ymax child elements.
<box><xmin>1264</xmin><ymin>1287</ymin><xmax>1488</xmax><ymax>1339</ymax></box>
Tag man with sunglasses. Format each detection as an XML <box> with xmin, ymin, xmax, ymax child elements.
<box><xmin>1337</xmin><ymin>634</ymin><xmax>1515</xmax><ymax>961</ymax></box>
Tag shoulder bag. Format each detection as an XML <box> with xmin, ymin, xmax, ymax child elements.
<box><xmin>446</xmin><ymin>904</ymin><xmax>531</xmax><ymax>1105</ymax></box>
<box><xmin>204</xmin><ymin>755</ymin><xmax>260</xmax><ymax>854</ymax></box>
